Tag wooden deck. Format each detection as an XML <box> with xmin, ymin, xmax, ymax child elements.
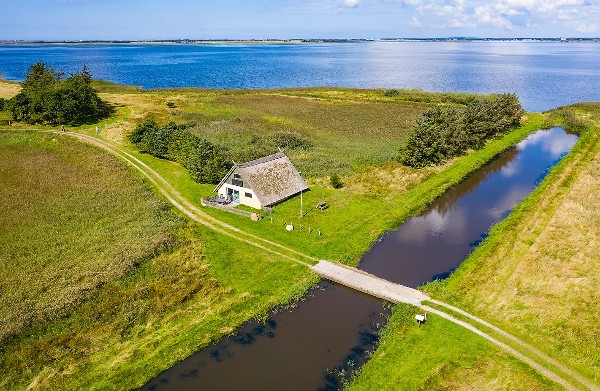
<box><xmin>311</xmin><ymin>260</ymin><xmax>430</xmax><ymax>306</ymax></box>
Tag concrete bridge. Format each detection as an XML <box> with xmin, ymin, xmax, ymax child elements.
<box><xmin>310</xmin><ymin>260</ymin><xmax>597</xmax><ymax>391</ymax></box>
<box><xmin>311</xmin><ymin>260</ymin><xmax>429</xmax><ymax>305</ymax></box>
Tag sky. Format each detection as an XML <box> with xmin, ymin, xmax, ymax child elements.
<box><xmin>0</xmin><ymin>0</ymin><xmax>599</xmax><ymax>40</ymax></box>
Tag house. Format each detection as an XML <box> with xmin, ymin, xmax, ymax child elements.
<box><xmin>214</xmin><ymin>151</ymin><xmax>308</xmax><ymax>210</ymax></box>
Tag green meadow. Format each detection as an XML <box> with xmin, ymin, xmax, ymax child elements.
<box><xmin>1</xmin><ymin>78</ymin><xmax>596</xmax><ymax>390</ymax></box>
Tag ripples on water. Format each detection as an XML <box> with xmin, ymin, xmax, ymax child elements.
<box><xmin>1</xmin><ymin>42</ymin><xmax>599</xmax><ymax>111</ymax></box>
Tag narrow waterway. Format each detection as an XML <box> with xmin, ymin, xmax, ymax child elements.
<box><xmin>143</xmin><ymin>127</ymin><xmax>577</xmax><ymax>391</ymax></box>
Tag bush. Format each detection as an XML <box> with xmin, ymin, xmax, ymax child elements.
<box><xmin>551</xmin><ymin>108</ymin><xmax>587</xmax><ymax>134</ymax></box>
<box><xmin>399</xmin><ymin>94</ymin><xmax>523</xmax><ymax>167</ymax></box>
<box><xmin>7</xmin><ymin>62</ymin><xmax>109</xmax><ymax>125</ymax></box>
<box><xmin>330</xmin><ymin>173</ymin><xmax>344</xmax><ymax>189</ymax></box>
<box><xmin>383</xmin><ymin>89</ymin><xmax>400</xmax><ymax>97</ymax></box>
<box><xmin>270</xmin><ymin>132</ymin><xmax>313</xmax><ymax>150</ymax></box>
<box><xmin>166</xmin><ymin>101</ymin><xmax>176</xmax><ymax>108</ymax></box>
<box><xmin>0</xmin><ymin>98</ymin><xmax>5</xmax><ymax>111</ymax></box>
<box><xmin>128</xmin><ymin>120</ymin><xmax>231</xmax><ymax>184</ymax></box>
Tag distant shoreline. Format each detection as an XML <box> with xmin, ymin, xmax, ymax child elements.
<box><xmin>0</xmin><ymin>37</ymin><xmax>599</xmax><ymax>46</ymax></box>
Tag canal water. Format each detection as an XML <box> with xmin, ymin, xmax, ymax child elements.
<box><xmin>142</xmin><ymin>127</ymin><xmax>578</xmax><ymax>391</ymax></box>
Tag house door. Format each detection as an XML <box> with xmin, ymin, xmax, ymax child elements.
<box><xmin>227</xmin><ymin>188</ymin><xmax>240</xmax><ymax>203</ymax></box>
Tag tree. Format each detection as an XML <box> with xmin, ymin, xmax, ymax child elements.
<box><xmin>128</xmin><ymin>120</ymin><xmax>231</xmax><ymax>184</ymax></box>
<box><xmin>7</xmin><ymin>62</ymin><xmax>107</xmax><ymax>125</ymax></box>
<box><xmin>399</xmin><ymin>94</ymin><xmax>524</xmax><ymax>168</ymax></box>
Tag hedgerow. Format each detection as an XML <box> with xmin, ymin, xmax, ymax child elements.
<box><xmin>399</xmin><ymin>94</ymin><xmax>523</xmax><ymax>167</ymax></box>
<box><xmin>129</xmin><ymin>119</ymin><xmax>231</xmax><ymax>184</ymax></box>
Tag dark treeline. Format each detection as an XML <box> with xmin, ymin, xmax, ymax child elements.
<box><xmin>6</xmin><ymin>62</ymin><xmax>110</xmax><ymax>125</ymax></box>
<box><xmin>129</xmin><ymin>120</ymin><xmax>230</xmax><ymax>184</ymax></box>
<box><xmin>129</xmin><ymin>119</ymin><xmax>316</xmax><ymax>184</ymax></box>
<box><xmin>399</xmin><ymin>94</ymin><xmax>524</xmax><ymax>167</ymax></box>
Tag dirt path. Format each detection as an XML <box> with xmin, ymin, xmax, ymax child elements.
<box><xmin>430</xmin><ymin>300</ymin><xmax>599</xmax><ymax>391</ymax></box>
<box><xmin>56</xmin><ymin>130</ymin><xmax>596</xmax><ymax>391</ymax></box>
<box><xmin>58</xmin><ymin>131</ymin><xmax>316</xmax><ymax>266</ymax></box>
<box><xmin>421</xmin><ymin>305</ymin><xmax>582</xmax><ymax>391</ymax></box>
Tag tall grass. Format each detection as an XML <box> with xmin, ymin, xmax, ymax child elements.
<box><xmin>0</xmin><ymin>130</ymin><xmax>184</xmax><ymax>344</ymax></box>
<box><xmin>0</xmin><ymin>130</ymin><xmax>316</xmax><ymax>390</ymax></box>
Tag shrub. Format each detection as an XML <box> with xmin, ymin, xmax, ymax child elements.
<box><xmin>399</xmin><ymin>94</ymin><xmax>523</xmax><ymax>167</ymax></box>
<box><xmin>129</xmin><ymin>120</ymin><xmax>231</xmax><ymax>184</ymax></box>
<box><xmin>330</xmin><ymin>173</ymin><xmax>344</xmax><ymax>189</ymax></box>
<box><xmin>7</xmin><ymin>62</ymin><xmax>109</xmax><ymax>125</ymax></box>
<box><xmin>383</xmin><ymin>89</ymin><xmax>400</xmax><ymax>97</ymax></box>
<box><xmin>552</xmin><ymin>108</ymin><xmax>587</xmax><ymax>134</ymax></box>
<box><xmin>166</xmin><ymin>101</ymin><xmax>176</xmax><ymax>108</ymax></box>
<box><xmin>0</xmin><ymin>98</ymin><xmax>5</xmax><ymax>111</ymax></box>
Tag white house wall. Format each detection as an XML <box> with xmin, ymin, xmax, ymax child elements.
<box><xmin>217</xmin><ymin>184</ymin><xmax>263</xmax><ymax>210</ymax></box>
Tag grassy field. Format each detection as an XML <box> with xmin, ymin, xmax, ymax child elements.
<box><xmin>0</xmin><ymin>130</ymin><xmax>315</xmax><ymax>390</ymax></box>
<box><xmin>348</xmin><ymin>306</ymin><xmax>561</xmax><ymax>391</ymax></box>
<box><xmin>93</xmin><ymin>83</ymin><xmax>483</xmax><ymax>177</ymax></box>
<box><xmin>0</xmin><ymin>79</ymin><xmax>20</xmax><ymax>99</ymax></box>
<box><xmin>348</xmin><ymin>105</ymin><xmax>600</xmax><ymax>389</ymax></box>
<box><xmin>0</xmin><ymin>130</ymin><xmax>183</xmax><ymax>343</ymax></box>
<box><xmin>1</xmin><ymin>77</ymin><xmax>587</xmax><ymax>390</ymax></box>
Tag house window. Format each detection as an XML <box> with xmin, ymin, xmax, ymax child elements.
<box><xmin>245</xmin><ymin>192</ymin><xmax>252</xmax><ymax>198</ymax></box>
<box><xmin>232</xmin><ymin>178</ymin><xmax>244</xmax><ymax>187</ymax></box>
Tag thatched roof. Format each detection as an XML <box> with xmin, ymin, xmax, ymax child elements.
<box><xmin>215</xmin><ymin>152</ymin><xmax>308</xmax><ymax>207</ymax></box>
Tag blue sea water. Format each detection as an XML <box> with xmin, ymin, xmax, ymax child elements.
<box><xmin>1</xmin><ymin>41</ymin><xmax>598</xmax><ymax>112</ymax></box>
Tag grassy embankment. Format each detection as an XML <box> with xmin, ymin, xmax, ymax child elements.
<box><xmin>348</xmin><ymin>105</ymin><xmax>599</xmax><ymax>390</ymax></box>
<box><xmin>0</xmin><ymin>79</ymin><xmax>552</xmax><ymax>389</ymax></box>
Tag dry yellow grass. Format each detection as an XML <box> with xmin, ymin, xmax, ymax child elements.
<box><xmin>432</xmin><ymin>109</ymin><xmax>600</xmax><ymax>383</ymax></box>
<box><xmin>344</xmin><ymin>161</ymin><xmax>446</xmax><ymax>197</ymax></box>
<box><xmin>435</xmin><ymin>356</ymin><xmax>562</xmax><ymax>391</ymax></box>
<box><xmin>0</xmin><ymin>79</ymin><xmax>20</xmax><ymax>99</ymax></box>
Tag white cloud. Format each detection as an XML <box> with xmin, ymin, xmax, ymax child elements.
<box><xmin>408</xmin><ymin>0</ymin><xmax>600</xmax><ymax>32</ymax></box>
<box><xmin>340</xmin><ymin>0</ymin><xmax>362</xmax><ymax>7</ymax></box>
<box><xmin>409</xmin><ymin>15</ymin><xmax>423</xmax><ymax>27</ymax></box>
<box><xmin>575</xmin><ymin>22</ymin><xmax>599</xmax><ymax>33</ymax></box>
<box><xmin>276</xmin><ymin>0</ymin><xmax>600</xmax><ymax>34</ymax></box>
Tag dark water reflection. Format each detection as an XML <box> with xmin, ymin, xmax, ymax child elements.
<box><xmin>143</xmin><ymin>283</ymin><xmax>388</xmax><ymax>391</ymax></box>
<box><xmin>142</xmin><ymin>127</ymin><xmax>577</xmax><ymax>391</ymax></box>
<box><xmin>360</xmin><ymin>127</ymin><xmax>578</xmax><ymax>286</ymax></box>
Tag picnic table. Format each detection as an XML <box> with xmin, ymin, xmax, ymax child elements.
<box><xmin>316</xmin><ymin>201</ymin><xmax>329</xmax><ymax>210</ymax></box>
